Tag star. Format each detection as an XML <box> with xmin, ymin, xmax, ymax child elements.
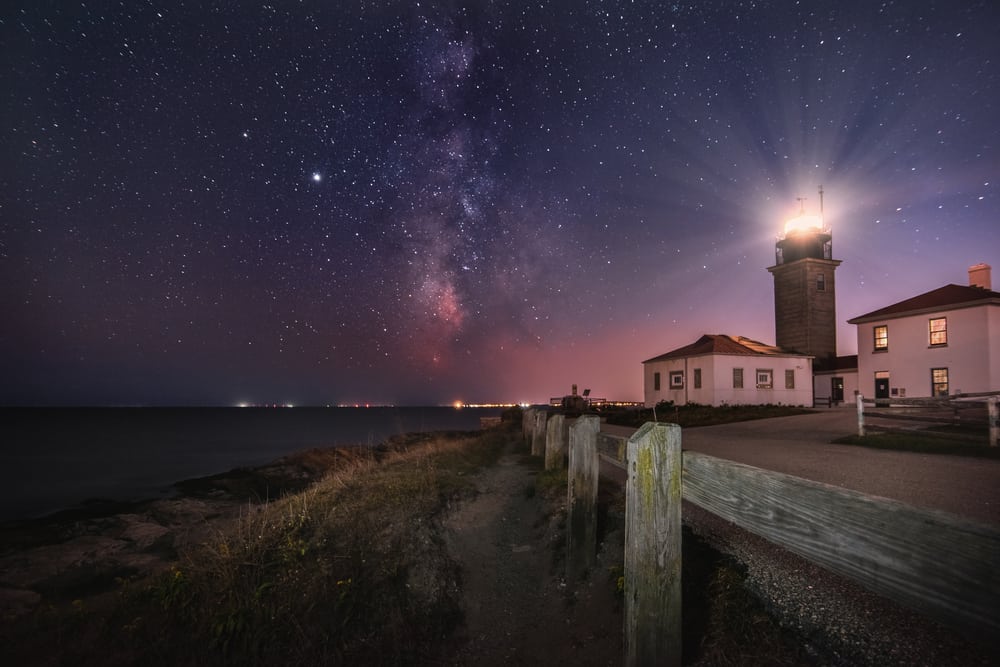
<box><xmin>2</xmin><ymin>1</ymin><xmax>996</xmax><ymax>407</ymax></box>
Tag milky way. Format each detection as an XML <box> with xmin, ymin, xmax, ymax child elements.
<box><xmin>2</xmin><ymin>1</ymin><xmax>998</xmax><ymax>405</ymax></box>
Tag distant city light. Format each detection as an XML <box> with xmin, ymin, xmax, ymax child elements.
<box><xmin>233</xmin><ymin>402</ymin><xmax>296</xmax><ymax>408</ymax></box>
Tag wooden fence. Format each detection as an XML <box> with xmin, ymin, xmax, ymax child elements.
<box><xmin>523</xmin><ymin>406</ymin><xmax>1000</xmax><ymax>666</ymax></box>
<box><xmin>855</xmin><ymin>392</ymin><xmax>1000</xmax><ymax>447</ymax></box>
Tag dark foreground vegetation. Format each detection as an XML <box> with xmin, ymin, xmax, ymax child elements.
<box><xmin>0</xmin><ymin>413</ymin><xmax>856</xmax><ymax>665</ymax></box>
<box><xmin>15</xmin><ymin>406</ymin><xmax>984</xmax><ymax>667</ymax></box>
<box><xmin>1</xmin><ymin>431</ymin><xmax>509</xmax><ymax>666</ymax></box>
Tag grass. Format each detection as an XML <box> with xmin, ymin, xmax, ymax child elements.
<box><xmin>603</xmin><ymin>403</ymin><xmax>815</xmax><ymax>429</ymax></box>
<box><xmin>3</xmin><ymin>427</ymin><xmax>510</xmax><ymax>667</ymax></box>
<box><xmin>684</xmin><ymin>549</ymin><xmax>814</xmax><ymax>666</ymax></box>
<box><xmin>834</xmin><ymin>430</ymin><xmax>1000</xmax><ymax>458</ymax></box>
<box><xmin>533</xmin><ymin>464</ymin><xmax>569</xmax><ymax>497</ymax></box>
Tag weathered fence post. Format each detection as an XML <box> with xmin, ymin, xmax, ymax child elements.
<box><xmin>566</xmin><ymin>415</ymin><xmax>600</xmax><ymax>582</ymax></box>
<box><xmin>522</xmin><ymin>407</ymin><xmax>535</xmax><ymax>444</ymax></box>
<box><xmin>856</xmin><ymin>393</ymin><xmax>865</xmax><ymax>437</ymax></box>
<box><xmin>625</xmin><ymin>422</ymin><xmax>682</xmax><ymax>667</ymax></box>
<box><xmin>989</xmin><ymin>396</ymin><xmax>999</xmax><ymax>448</ymax></box>
<box><xmin>545</xmin><ymin>413</ymin><xmax>568</xmax><ymax>470</ymax></box>
<box><xmin>531</xmin><ymin>409</ymin><xmax>547</xmax><ymax>457</ymax></box>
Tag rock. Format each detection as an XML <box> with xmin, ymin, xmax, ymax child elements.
<box><xmin>0</xmin><ymin>536</ymin><xmax>129</xmax><ymax>591</ymax></box>
<box><xmin>0</xmin><ymin>587</ymin><xmax>40</xmax><ymax>619</ymax></box>
<box><xmin>117</xmin><ymin>515</ymin><xmax>173</xmax><ymax>553</ymax></box>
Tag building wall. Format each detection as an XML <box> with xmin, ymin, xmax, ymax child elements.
<box><xmin>643</xmin><ymin>357</ymin><xmax>690</xmax><ymax>407</ymax></box>
<box><xmin>853</xmin><ymin>304</ymin><xmax>1000</xmax><ymax>398</ymax></box>
<box><xmin>643</xmin><ymin>354</ymin><xmax>813</xmax><ymax>407</ymax></box>
<box><xmin>812</xmin><ymin>370</ymin><xmax>859</xmax><ymax>405</ymax></box>
<box><xmin>768</xmin><ymin>257</ymin><xmax>840</xmax><ymax>362</ymax></box>
<box><xmin>990</xmin><ymin>305</ymin><xmax>1000</xmax><ymax>392</ymax></box>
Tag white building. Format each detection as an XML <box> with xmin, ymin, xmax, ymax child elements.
<box><xmin>642</xmin><ymin>334</ymin><xmax>814</xmax><ymax>407</ymax></box>
<box><xmin>847</xmin><ymin>264</ymin><xmax>1000</xmax><ymax>400</ymax></box>
<box><xmin>811</xmin><ymin>355</ymin><xmax>859</xmax><ymax>406</ymax></box>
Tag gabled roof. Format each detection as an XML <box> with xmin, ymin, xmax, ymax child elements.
<box><xmin>642</xmin><ymin>334</ymin><xmax>808</xmax><ymax>364</ymax></box>
<box><xmin>847</xmin><ymin>284</ymin><xmax>1000</xmax><ymax>323</ymax></box>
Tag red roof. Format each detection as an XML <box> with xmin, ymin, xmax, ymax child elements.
<box><xmin>642</xmin><ymin>334</ymin><xmax>806</xmax><ymax>364</ymax></box>
<box><xmin>848</xmin><ymin>284</ymin><xmax>1000</xmax><ymax>323</ymax></box>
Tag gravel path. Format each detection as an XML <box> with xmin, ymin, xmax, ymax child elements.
<box><xmin>683</xmin><ymin>503</ymin><xmax>995</xmax><ymax>666</ymax></box>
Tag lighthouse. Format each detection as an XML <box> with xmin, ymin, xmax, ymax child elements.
<box><xmin>766</xmin><ymin>187</ymin><xmax>842</xmax><ymax>369</ymax></box>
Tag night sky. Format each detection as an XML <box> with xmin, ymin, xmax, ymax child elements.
<box><xmin>2</xmin><ymin>1</ymin><xmax>998</xmax><ymax>407</ymax></box>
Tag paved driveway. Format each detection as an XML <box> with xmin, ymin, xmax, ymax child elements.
<box><xmin>602</xmin><ymin>407</ymin><xmax>1000</xmax><ymax>525</ymax></box>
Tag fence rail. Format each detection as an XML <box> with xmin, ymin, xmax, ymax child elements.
<box><xmin>856</xmin><ymin>392</ymin><xmax>999</xmax><ymax>446</ymax></box>
<box><xmin>597</xmin><ymin>431</ymin><xmax>627</xmax><ymax>470</ymax></box>
<box><xmin>681</xmin><ymin>450</ymin><xmax>1000</xmax><ymax>639</ymax></box>
<box><xmin>526</xmin><ymin>406</ymin><xmax>1000</xmax><ymax>665</ymax></box>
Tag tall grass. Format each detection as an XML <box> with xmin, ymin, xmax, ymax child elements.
<box><xmin>8</xmin><ymin>427</ymin><xmax>510</xmax><ymax>667</ymax></box>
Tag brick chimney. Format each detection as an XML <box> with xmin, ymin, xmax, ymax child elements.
<box><xmin>968</xmin><ymin>263</ymin><xmax>992</xmax><ymax>290</ymax></box>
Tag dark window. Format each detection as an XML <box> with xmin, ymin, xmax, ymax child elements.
<box><xmin>785</xmin><ymin>369</ymin><xmax>795</xmax><ymax>389</ymax></box>
<box><xmin>694</xmin><ymin>368</ymin><xmax>702</xmax><ymax>389</ymax></box>
<box><xmin>816</xmin><ymin>274</ymin><xmax>825</xmax><ymax>291</ymax></box>
<box><xmin>733</xmin><ymin>368</ymin><xmax>743</xmax><ymax>389</ymax></box>
<box><xmin>875</xmin><ymin>371</ymin><xmax>890</xmax><ymax>400</ymax></box>
<box><xmin>653</xmin><ymin>372</ymin><xmax>661</xmax><ymax>391</ymax></box>
<box><xmin>669</xmin><ymin>371</ymin><xmax>684</xmax><ymax>388</ymax></box>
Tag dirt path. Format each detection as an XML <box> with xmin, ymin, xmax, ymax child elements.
<box><xmin>443</xmin><ymin>442</ymin><xmax>622</xmax><ymax>665</ymax></box>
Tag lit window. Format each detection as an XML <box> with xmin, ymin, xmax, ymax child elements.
<box><xmin>929</xmin><ymin>318</ymin><xmax>947</xmax><ymax>346</ymax></box>
<box><xmin>785</xmin><ymin>369</ymin><xmax>795</xmax><ymax>389</ymax></box>
<box><xmin>653</xmin><ymin>372</ymin><xmax>661</xmax><ymax>391</ymax></box>
<box><xmin>694</xmin><ymin>368</ymin><xmax>702</xmax><ymax>389</ymax></box>
<box><xmin>931</xmin><ymin>368</ymin><xmax>949</xmax><ymax>396</ymax></box>
<box><xmin>873</xmin><ymin>325</ymin><xmax>888</xmax><ymax>351</ymax></box>
<box><xmin>733</xmin><ymin>368</ymin><xmax>743</xmax><ymax>389</ymax></box>
<box><xmin>756</xmin><ymin>369</ymin><xmax>773</xmax><ymax>389</ymax></box>
<box><xmin>669</xmin><ymin>371</ymin><xmax>684</xmax><ymax>388</ymax></box>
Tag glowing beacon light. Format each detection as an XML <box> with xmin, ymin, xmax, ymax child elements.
<box><xmin>783</xmin><ymin>213</ymin><xmax>823</xmax><ymax>236</ymax></box>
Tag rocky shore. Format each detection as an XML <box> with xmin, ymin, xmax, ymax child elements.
<box><xmin>0</xmin><ymin>443</ymin><xmax>376</xmax><ymax>622</ymax></box>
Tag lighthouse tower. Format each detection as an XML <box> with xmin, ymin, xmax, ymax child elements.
<box><xmin>766</xmin><ymin>187</ymin><xmax>841</xmax><ymax>369</ymax></box>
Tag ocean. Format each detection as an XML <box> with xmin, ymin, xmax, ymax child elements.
<box><xmin>0</xmin><ymin>406</ymin><xmax>505</xmax><ymax>522</ymax></box>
